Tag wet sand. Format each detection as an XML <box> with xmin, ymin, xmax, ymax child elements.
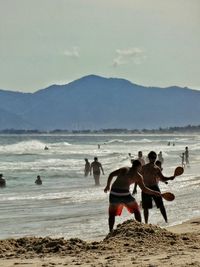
<box><xmin>0</xmin><ymin>218</ymin><xmax>200</xmax><ymax>267</ymax></box>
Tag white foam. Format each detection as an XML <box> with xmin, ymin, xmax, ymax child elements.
<box><xmin>0</xmin><ymin>140</ymin><xmax>47</xmax><ymax>154</ymax></box>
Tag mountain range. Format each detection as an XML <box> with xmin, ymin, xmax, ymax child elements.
<box><xmin>0</xmin><ymin>75</ymin><xmax>199</xmax><ymax>130</ymax></box>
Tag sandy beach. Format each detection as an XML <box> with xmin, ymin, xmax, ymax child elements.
<box><xmin>0</xmin><ymin>218</ymin><xmax>200</xmax><ymax>267</ymax></box>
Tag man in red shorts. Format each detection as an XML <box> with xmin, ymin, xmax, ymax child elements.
<box><xmin>104</xmin><ymin>160</ymin><xmax>162</xmax><ymax>232</ymax></box>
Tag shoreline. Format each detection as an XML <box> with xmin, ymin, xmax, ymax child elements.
<box><xmin>0</xmin><ymin>217</ymin><xmax>200</xmax><ymax>267</ymax></box>
<box><xmin>166</xmin><ymin>217</ymin><xmax>200</xmax><ymax>234</ymax></box>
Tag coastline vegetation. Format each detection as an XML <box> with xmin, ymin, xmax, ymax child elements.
<box><xmin>0</xmin><ymin>124</ymin><xmax>200</xmax><ymax>134</ymax></box>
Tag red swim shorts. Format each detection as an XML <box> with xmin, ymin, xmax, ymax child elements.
<box><xmin>109</xmin><ymin>193</ymin><xmax>140</xmax><ymax>216</ymax></box>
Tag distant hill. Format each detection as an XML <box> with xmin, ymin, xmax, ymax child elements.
<box><xmin>0</xmin><ymin>75</ymin><xmax>199</xmax><ymax>130</ymax></box>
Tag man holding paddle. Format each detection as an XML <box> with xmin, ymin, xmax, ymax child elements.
<box><xmin>104</xmin><ymin>160</ymin><xmax>172</xmax><ymax>232</ymax></box>
<box><xmin>133</xmin><ymin>151</ymin><xmax>176</xmax><ymax>224</ymax></box>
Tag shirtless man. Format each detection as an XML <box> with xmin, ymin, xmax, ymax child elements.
<box><xmin>180</xmin><ymin>152</ymin><xmax>185</xmax><ymax>168</ymax></box>
<box><xmin>104</xmin><ymin>160</ymin><xmax>163</xmax><ymax>232</ymax></box>
<box><xmin>137</xmin><ymin>151</ymin><xmax>175</xmax><ymax>224</ymax></box>
<box><xmin>131</xmin><ymin>151</ymin><xmax>145</xmax><ymax>194</ymax></box>
<box><xmin>84</xmin><ymin>158</ymin><xmax>90</xmax><ymax>177</ymax></box>
<box><xmin>158</xmin><ymin>151</ymin><xmax>164</xmax><ymax>165</ymax></box>
<box><xmin>137</xmin><ymin>151</ymin><xmax>145</xmax><ymax>166</ymax></box>
<box><xmin>90</xmin><ymin>157</ymin><xmax>104</xmax><ymax>186</ymax></box>
<box><xmin>185</xmin><ymin>147</ymin><xmax>189</xmax><ymax>166</ymax></box>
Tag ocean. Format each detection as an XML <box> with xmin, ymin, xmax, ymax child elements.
<box><xmin>0</xmin><ymin>133</ymin><xmax>199</xmax><ymax>241</ymax></box>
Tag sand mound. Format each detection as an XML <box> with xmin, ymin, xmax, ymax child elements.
<box><xmin>105</xmin><ymin>220</ymin><xmax>181</xmax><ymax>244</ymax></box>
<box><xmin>99</xmin><ymin>220</ymin><xmax>200</xmax><ymax>255</ymax></box>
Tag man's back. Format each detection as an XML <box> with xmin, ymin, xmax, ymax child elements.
<box><xmin>111</xmin><ymin>167</ymin><xmax>131</xmax><ymax>190</ymax></box>
<box><xmin>111</xmin><ymin>165</ymin><xmax>145</xmax><ymax>192</ymax></box>
<box><xmin>91</xmin><ymin>161</ymin><xmax>101</xmax><ymax>173</ymax></box>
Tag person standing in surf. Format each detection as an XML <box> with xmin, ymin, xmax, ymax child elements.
<box><xmin>158</xmin><ymin>151</ymin><xmax>164</xmax><ymax>165</ymax></box>
<box><xmin>185</xmin><ymin>147</ymin><xmax>189</xmax><ymax>166</ymax></box>
<box><xmin>84</xmin><ymin>158</ymin><xmax>90</xmax><ymax>177</ymax></box>
<box><xmin>180</xmin><ymin>152</ymin><xmax>185</xmax><ymax>168</ymax></box>
<box><xmin>90</xmin><ymin>157</ymin><xmax>104</xmax><ymax>186</ymax></box>
<box><xmin>0</xmin><ymin>174</ymin><xmax>6</xmax><ymax>188</ymax></box>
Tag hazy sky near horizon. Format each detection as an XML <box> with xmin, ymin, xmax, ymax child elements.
<box><xmin>0</xmin><ymin>0</ymin><xmax>200</xmax><ymax>92</ymax></box>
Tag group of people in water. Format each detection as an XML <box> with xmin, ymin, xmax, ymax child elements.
<box><xmin>0</xmin><ymin>174</ymin><xmax>43</xmax><ymax>188</ymax></box>
<box><xmin>84</xmin><ymin>157</ymin><xmax>104</xmax><ymax>186</ymax></box>
<box><xmin>0</xmin><ymin>145</ymin><xmax>47</xmax><ymax>188</ymax></box>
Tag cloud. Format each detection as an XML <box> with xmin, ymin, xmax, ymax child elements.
<box><xmin>112</xmin><ymin>47</ymin><xmax>145</xmax><ymax>67</ymax></box>
<box><xmin>64</xmin><ymin>46</ymin><xmax>80</xmax><ymax>58</ymax></box>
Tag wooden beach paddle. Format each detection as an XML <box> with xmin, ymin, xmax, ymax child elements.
<box><xmin>174</xmin><ymin>166</ymin><xmax>184</xmax><ymax>177</ymax></box>
<box><xmin>161</xmin><ymin>192</ymin><xmax>175</xmax><ymax>201</ymax></box>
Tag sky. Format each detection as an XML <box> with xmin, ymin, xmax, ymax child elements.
<box><xmin>0</xmin><ymin>0</ymin><xmax>200</xmax><ymax>92</ymax></box>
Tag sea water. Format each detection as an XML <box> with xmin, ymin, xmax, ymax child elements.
<box><xmin>0</xmin><ymin>133</ymin><xmax>199</xmax><ymax>240</ymax></box>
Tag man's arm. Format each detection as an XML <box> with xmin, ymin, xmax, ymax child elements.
<box><xmin>133</xmin><ymin>167</ymin><xmax>144</xmax><ymax>194</ymax></box>
<box><xmin>104</xmin><ymin>169</ymin><xmax>121</xmax><ymax>193</ymax></box>
<box><xmin>100</xmin><ymin>164</ymin><xmax>104</xmax><ymax>175</ymax></box>
<box><xmin>132</xmin><ymin>183</ymin><xmax>137</xmax><ymax>195</ymax></box>
<box><xmin>157</xmin><ymin>169</ymin><xmax>175</xmax><ymax>182</ymax></box>
<box><xmin>136</xmin><ymin>175</ymin><xmax>161</xmax><ymax>197</ymax></box>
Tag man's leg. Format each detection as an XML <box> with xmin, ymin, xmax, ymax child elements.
<box><xmin>94</xmin><ymin>175</ymin><xmax>100</xmax><ymax>186</ymax></box>
<box><xmin>108</xmin><ymin>215</ymin><xmax>115</xmax><ymax>232</ymax></box>
<box><xmin>126</xmin><ymin>201</ymin><xmax>142</xmax><ymax>223</ymax></box>
<box><xmin>159</xmin><ymin>205</ymin><xmax>168</xmax><ymax>223</ymax></box>
<box><xmin>96</xmin><ymin>175</ymin><xmax>100</xmax><ymax>186</ymax></box>
<box><xmin>134</xmin><ymin>210</ymin><xmax>142</xmax><ymax>222</ymax></box>
<box><xmin>142</xmin><ymin>192</ymin><xmax>151</xmax><ymax>224</ymax></box>
<box><xmin>143</xmin><ymin>208</ymin><xmax>149</xmax><ymax>224</ymax></box>
<box><xmin>154</xmin><ymin>194</ymin><xmax>168</xmax><ymax>223</ymax></box>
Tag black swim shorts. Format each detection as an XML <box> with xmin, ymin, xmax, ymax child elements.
<box><xmin>141</xmin><ymin>184</ymin><xmax>164</xmax><ymax>209</ymax></box>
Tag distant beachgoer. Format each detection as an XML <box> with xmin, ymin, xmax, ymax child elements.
<box><xmin>84</xmin><ymin>158</ymin><xmax>90</xmax><ymax>177</ymax></box>
<box><xmin>155</xmin><ymin>160</ymin><xmax>163</xmax><ymax>171</ymax></box>
<box><xmin>90</xmin><ymin>157</ymin><xmax>104</xmax><ymax>186</ymax></box>
<box><xmin>137</xmin><ymin>151</ymin><xmax>145</xmax><ymax>166</ymax></box>
<box><xmin>155</xmin><ymin>160</ymin><xmax>168</xmax><ymax>184</ymax></box>
<box><xmin>167</xmin><ymin>142</ymin><xmax>170</xmax><ymax>146</ymax></box>
<box><xmin>158</xmin><ymin>151</ymin><xmax>164</xmax><ymax>165</ymax></box>
<box><xmin>133</xmin><ymin>151</ymin><xmax>175</xmax><ymax>224</ymax></box>
<box><xmin>0</xmin><ymin>174</ymin><xmax>6</xmax><ymax>188</ymax></box>
<box><xmin>98</xmin><ymin>144</ymin><xmax>101</xmax><ymax>149</ymax></box>
<box><xmin>185</xmin><ymin>147</ymin><xmax>189</xmax><ymax>166</ymax></box>
<box><xmin>44</xmin><ymin>146</ymin><xmax>49</xmax><ymax>150</ymax></box>
<box><xmin>35</xmin><ymin>175</ymin><xmax>42</xmax><ymax>185</ymax></box>
<box><xmin>128</xmin><ymin>153</ymin><xmax>134</xmax><ymax>163</ymax></box>
<box><xmin>180</xmin><ymin>153</ymin><xmax>185</xmax><ymax>168</ymax></box>
<box><xmin>104</xmin><ymin>160</ymin><xmax>163</xmax><ymax>232</ymax></box>
<box><xmin>173</xmin><ymin>143</ymin><xmax>175</xmax><ymax>146</ymax></box>
<box><xmin>132</xmin><ymin>151</ymin><xmax>145</xmax><ymax>194</ymax></box>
